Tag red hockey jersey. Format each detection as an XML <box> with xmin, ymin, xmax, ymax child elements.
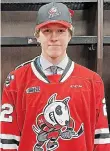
<box><xmin>0</xmin><ymin>57</ymin><xmax>110</xmax><ymax>151</ymax></box>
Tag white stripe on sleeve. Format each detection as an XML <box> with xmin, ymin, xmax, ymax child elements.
<box><xmin>0</xmin><ymin>134</ymin><xmax>20</xmax><ymax>141</ymax></box>
<box><xmin>95</xmin><ymin>128</ymin><xmax>110</xmax><ymax>134</ymax></box>
<box><xmin>0</xmin><ymin>143</ymin><xmax>19</xmax><ymax>149</ymax></box>
<box><xmin>94</xmin><ymin>138</ymin><xmax>110</xmax><ymax>144</ymax></box>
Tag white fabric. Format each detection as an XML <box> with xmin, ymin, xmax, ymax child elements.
<box><xmin>31</xmin><ymin>58</ymin><xmax>74</xmax><ymax>83</ymax></box>
<box><xmin>31</xmin><ymin>61</ymin><xmax>49</xmax><ymax>83</ymax></box>
<box><xmin>94</xmin><ymin>138</ymin><xmax>110</xmax><ymax>144</ymax></box>
<box><xmin>0</xmin><ymin>134</ymin><xmax>20</xmax><ymax>141</ymax></box>
<box><xmin>60</xmin><ymin>62</ymin><xmax>74</xmax><ymax>82</ymax></box>
<box><xmin>95</xmin><ymin>128</ymin><xmax>110</xmax><ymax>134</ymax></box>
<box><xmin>40</xmin><ymin>54</ymin><xmax>69</xmax><ymax>75</ymax></box>
<box><xmin>0</xmin><ymin>134</ymin><xmax>20</xmax><ymax>149</ymax></box>
<box><xmin>0</xmin><ymin>143</ymin><xmax>19</xmax><ymax>149</ymax></box>
<box><xmin>94</xmin><ymin>128</ymin><xmax>110</xmax><ymax>144</ymax></box>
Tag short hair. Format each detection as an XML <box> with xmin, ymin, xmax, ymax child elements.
<box><xmin>34</xmin><ymin>26</ymin><xmax>74</xmax><ymax>38</ymax></box>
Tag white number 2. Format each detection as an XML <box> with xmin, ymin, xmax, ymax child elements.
<box><xmin>0</xmin><ymin>103</ymin><xmax>13</xmax><ymax>122</ymax></box>
<box><xmin>102</xmin><ymin>98</ymin><xmax>107</xmax><ymax>116</ymax></box>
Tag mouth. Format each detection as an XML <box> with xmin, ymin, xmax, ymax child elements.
<box><xmin>48</xmin><ymin>45</ymin><xmax>61</xmax><ymax>46</ymax></box>
<box><xmin>49</xmin><ymin>111</ymin><xmax>56</xmax><ymax>123</ymax></box>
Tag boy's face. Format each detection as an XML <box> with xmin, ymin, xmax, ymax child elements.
<box><xmin>37</xmin><ymin>23</ymin><xmax>71</xmax><ymax>60</ymax></box>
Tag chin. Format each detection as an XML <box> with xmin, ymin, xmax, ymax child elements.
<box><xmin>49</xmin><ymin>53</ymin><xmax>61</xmax><ymax>59</ymax></box>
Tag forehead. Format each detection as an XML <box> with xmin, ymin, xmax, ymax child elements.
<box><xmin>40</xmin><ymin>23</ymin><xmax>68</xmax><ymax>29</ymax></box>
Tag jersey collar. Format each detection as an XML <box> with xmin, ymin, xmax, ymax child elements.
<box><xmin>40</xmin><ymin>54</ymin><xmax>69</xmax><ymax>71</ymax></box>
<box><xmin>31</xmin><ymin>56</ymin><xmax>74</xmax><ymax>83</ymax></box>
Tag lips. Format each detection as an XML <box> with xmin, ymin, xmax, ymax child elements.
<box><xmin>48</xmin><ymin>44</ymin><xmax>61</xmax><ymax>46</ymax></box>
<box><xmin>49</xmin><ymin>45</ymin><xmax>60</xmax><ymax>46</ymax></box>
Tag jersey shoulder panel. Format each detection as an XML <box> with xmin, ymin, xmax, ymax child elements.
<box><xmin>14</xmin><ymin>57</ymin><xmax>38</xmax><ymax>77</ymax></box>
<box><xmin>4</xmin><ymin>58</ymin><xmax>36</xmax><ymax>90</ymax></box>
<box><xmin>15</xmin><ymin>59</ymin><xmax>33</xmax><ymax>70</ymax></box>
<box><xmin>11</xmin><ymin>60</ymin><xmax>32</xmax><ymax>79</ymax></box>
<box><xmin>74</xmin><ymin>63</ymin><xmax>101</xmax><ymax>82</ymax></box>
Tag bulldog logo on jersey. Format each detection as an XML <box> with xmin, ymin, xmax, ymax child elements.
<box><xmin>32</xmin><ymin>93</ymin><xmax>84</xmax><ymax>151</ymax></box>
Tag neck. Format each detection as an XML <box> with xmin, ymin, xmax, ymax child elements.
<box><xmin>41</xmin><ymin>53</ymin><xmax>67</xmax><ymax>65</ymax></box>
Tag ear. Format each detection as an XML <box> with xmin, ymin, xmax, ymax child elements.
<box><xmin>34</xmin><ymin>30</ymin><xmax>40</xmax><ymax>41</ymax></box>
<box><xmin>68</xmin><ymin>32</ymin><xmax>72</xmax><ymax>43</ymax></box>
<box><xmin>69</xmin><ymin>36</ymin><xmax>71</xmax><ymax>42</ymax></box>
<box><xmin>63</xmin><ymin>97</ymin><xmax>70</xmax><ymax>105</ymax></box>
<box><xmin>48</xmin><ymin>93</ymin><xmax>57</xmax><ymax>104</ymax></box>
<box><xmin>37</xmin><ymin>37</ymin><xmax>41</xmax><ymax>43</ymax></box>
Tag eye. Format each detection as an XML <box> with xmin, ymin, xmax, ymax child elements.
<box><xmin>55</xmin><ymin>105</ymin><xmax>62</xmax><ymax>115</ymax></box>
<box><xmin>43</xmin><ymin>29</ymin><xmax>51</xmax><ymax>33</ymax></box>
<box><xmin>58</xmin><ymin>29</ymin><xmax>65</xmax><ymax>33</ymax></box>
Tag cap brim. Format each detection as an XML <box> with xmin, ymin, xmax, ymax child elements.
<box><xmin>36</xmin><ymin>20</ymin><xmax>72</xmax><ymax>30</ymax></box>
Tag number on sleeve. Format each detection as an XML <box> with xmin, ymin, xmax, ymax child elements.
<box><xmin>102</xmin><ymin>98</ymin><xmax>107</xmax><ymax>116</ymax></box>
<box><xmin>0</xmin><ymin>103</ymin><xmax>14</xmax><ymax>122</ymax></box>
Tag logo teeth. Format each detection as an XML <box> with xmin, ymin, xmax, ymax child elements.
<box><xmin>49</xmin><ymin>112</ymin><xmax>55</xmax><ymax>122</ymax></box>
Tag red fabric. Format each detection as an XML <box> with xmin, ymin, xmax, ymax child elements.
<box><xmin>1</xmin><ymin>62</ymin><xmax>110</xmax><ymax>151</ymax></box>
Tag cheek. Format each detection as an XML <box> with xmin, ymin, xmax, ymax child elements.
<box><xmin>61</xmin><ymin>36</ymin><xmax>70</xmax><ymax>45</ymax></box>
<box><xmin>41</xmin><ymin>39</ymin><xmax>48</xmax><ymax>48</ymax></box>
<box><xmin>39</xmin><ymin>35</ymin><xmax>49</xmax><ymax>46</ymax></box>
<box><xmin>60</xmin><ymin>39</ymin><xmax>70</xmax><ymax>48</ymax></box>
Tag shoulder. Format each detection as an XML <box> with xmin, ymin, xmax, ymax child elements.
<box><xmin>4</xmin><ymin>57</ymin><xmax>37</xmax><ymax>88</ymax></box>
<box><xmin>15</xmin><ymin>59</ymin><xmax>33</xmax><ymax>70</ymax></box>
<box><xmin>74</xmin><ymin>63</ymin><xmax>102</xmax><ymax>82</ymax></box>
<box><xmin>12</xmin><ymin>59</ymin><xmax>33</xmax><ymax>78</ymax></box>
<box><xmin>14</xmin><ymin>57</ymin><xmax>38</xmax><ymax>75</ymax></box>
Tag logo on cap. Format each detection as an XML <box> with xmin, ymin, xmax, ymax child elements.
<box><xmin>48</xmin><ymin>6</ymin><xmax>61</xmax><ymax>18</ymax></box>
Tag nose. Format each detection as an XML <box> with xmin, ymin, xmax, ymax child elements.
<box><xmin>51</xmin><ymin>32</ymin><xmax>58</xmax><ymax>42</ymax></box>
<box><xmin>65</xmin><ymin>120</ymin><xmax>69</xmax><ymax>126</ymax></box>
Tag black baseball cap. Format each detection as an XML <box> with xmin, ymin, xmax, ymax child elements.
<box><xmin>36</xmin><ymin>2</ymin><xmax>74</xmax><ymax>30</ymax></box>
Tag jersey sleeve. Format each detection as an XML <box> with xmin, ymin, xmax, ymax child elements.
<box><xmin>93</xmin><ymin>73</ymin><xmax>110</xmax><ymax>151</ymax></box>
<box><xmin>0</xmin><ymin>72</ymin><xmax>21</xmax><ymax>151</ymax></box>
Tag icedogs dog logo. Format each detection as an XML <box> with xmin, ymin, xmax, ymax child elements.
<box><xmin>32</xmin><ymin>93</ymin><xmax>84</xmax><ymax>151</ymax></box>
